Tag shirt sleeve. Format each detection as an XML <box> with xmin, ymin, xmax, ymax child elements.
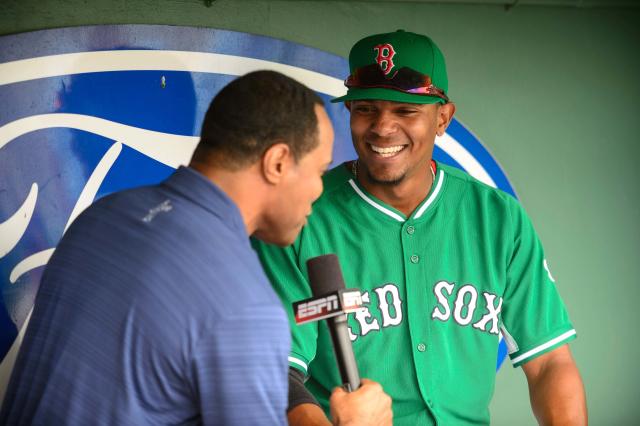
<box><xmin>190</xmin><ymin>304</ymin><xmax>289</xmax><ymax>425</ymax></box>
<box><xmin>252</xmin><ymin>237</ymin><xmax>319</xmax><ymax>377</ymax></box>
<box><xmin>500</xmin><ymin>198</ymin><xmax>576</xmax><ymax>368</ymax></box>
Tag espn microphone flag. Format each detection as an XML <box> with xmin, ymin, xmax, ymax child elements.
<box><xmin>293</xmin><ymin>254</ymin><xmax>362</xmax><ymax>391</ymax></box>
<box><xmin>293</xmin><ymin>289</ymin><xmax>363</xmax><ymax>324</ymax></box>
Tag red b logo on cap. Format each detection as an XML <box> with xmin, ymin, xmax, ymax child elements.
<box><xmin>373</xmin><ymin>43</ymin><xmax>396</xmax><ymax>75</ymax></box>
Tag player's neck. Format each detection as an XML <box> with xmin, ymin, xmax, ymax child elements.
<box><xmin>356</xmin><ymin>161</ymin><xmax>435</xmax><ymax>218</ymax></box>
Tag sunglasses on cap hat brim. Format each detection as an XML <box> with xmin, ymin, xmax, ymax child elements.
<box><xmin>343</xmin><ymin>64</ymin><xmax>449</xmax><ymax>104</ymax></box>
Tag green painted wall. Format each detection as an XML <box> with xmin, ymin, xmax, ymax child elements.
<box><xmin>2</xmin><ymin>0</ymin><xmax>639</xmax><ymax>423</ymax></box>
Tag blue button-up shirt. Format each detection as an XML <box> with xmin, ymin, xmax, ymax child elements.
<box><xmin>1</xmin><ymin>166</ymin><xmax>289</xmax><ymax>425</ymax></box>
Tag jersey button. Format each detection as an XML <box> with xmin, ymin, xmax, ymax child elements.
<box><xmin>410</xmin><ymin>254</ymin><xmax>419</xmax><ymax>264</ymax></box>
<box><xmin>417</xmin><ymin>343</ymin><xmax>426</xmax><ymax>352</ymax></box>
<box><xmin>406</xmin><ymin>225</ymin><xmax>415</xmax><ymax>235</ymax></box>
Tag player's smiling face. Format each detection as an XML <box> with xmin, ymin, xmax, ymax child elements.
<box><xmin>348</xmin><ymin>100</ymin><xmax>450</xmax><ymax>187</ymax></box>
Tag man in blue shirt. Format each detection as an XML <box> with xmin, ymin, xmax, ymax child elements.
<box><xmin>0</xmin><ymin>71</ymin><xmax>392</xmax><ymax>425</ymax></box>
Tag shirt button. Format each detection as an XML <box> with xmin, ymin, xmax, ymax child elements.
<box><xmin>417</xmin><ymin>343</ymin><xmax>426</xmax><ymax>352</ymax></box>
<box><xmin>410</xmin><ymin>254</ymin><xmax>419</xmax><ymax>264</ymax></box>
<box><xmin>406</xmin><ymin>225</ymin><xmax>415</xmax><ymax>235</ymax></box>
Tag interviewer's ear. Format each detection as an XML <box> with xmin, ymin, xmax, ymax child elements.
<box><xmin>261</xmin><ymin>142</ymin><xmax>293</xmax><ymax>185</ymax></box>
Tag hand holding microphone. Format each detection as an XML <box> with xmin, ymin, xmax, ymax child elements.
<box><xmin>295</xmin><ymin>253</ymin><xmax>363</xmax><ymax>391</ymax></box>
<box><xmin>330</xmin><ymin>379</ymin><xmax>393</xmax><ymax>426</ymax></box>
<box><xmin>290</xmin><ymin>254</ymin><xmax>392</xmax><ymax>426</ymax></box>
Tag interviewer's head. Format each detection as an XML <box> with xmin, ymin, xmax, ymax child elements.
<box><xmin>191</xmin><ymin>71</ymin><xmax>334</xmax><ymax>246</ymax></box>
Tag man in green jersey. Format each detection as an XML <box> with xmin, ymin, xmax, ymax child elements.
<box><xmin>254</xmin><ymin>30</ymin><xmax>587</xmax><ymax>425</ymax></box>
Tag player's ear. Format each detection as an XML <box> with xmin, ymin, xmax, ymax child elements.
<box><xmin>261</xmin><ymin>142</ymin><xmax>293</xmax><ymax>185</ymax></box>
<box><xmin>345</xmin><ymin>101</ymin><xmax>351</xmax><ymax>111</ymax></box>
<box><xmin>436</xmin><ymin>102</ymin><xmax>456</xmax><ymax>137</ymax></box>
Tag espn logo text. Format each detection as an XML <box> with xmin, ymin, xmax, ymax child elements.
<box><xmin>293</xmin><ymin>290</ymin><xmax>363</xmax><ymax>325</ymax></box>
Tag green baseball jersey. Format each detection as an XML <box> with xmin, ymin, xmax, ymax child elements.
<box><xmin>253</xmin><ymin>161</ymin><xmax>576</xmax><ymax>425</ymax></box>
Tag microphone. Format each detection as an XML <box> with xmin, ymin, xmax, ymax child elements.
<box><xmin>292</xmin><ymin>254</ymin><xmax>363</xmax><ymax>392</ymax></box>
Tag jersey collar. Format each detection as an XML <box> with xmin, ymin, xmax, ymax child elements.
<box><xmin>347</xmin><ymin>161</ymin><xmax>446</xmax><ymax>223</ymax></box>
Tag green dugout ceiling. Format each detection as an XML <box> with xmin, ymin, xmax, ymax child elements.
<box><xmin>2</xmin><ymin>0</ymin><xmax>639</xmax><ymax>424</ymax></box>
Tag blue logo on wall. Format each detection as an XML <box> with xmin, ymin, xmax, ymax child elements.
<box><xmin>0</xmin><ymin>25</ymin><xmax>516</xmax><ymax>379</ymax></box>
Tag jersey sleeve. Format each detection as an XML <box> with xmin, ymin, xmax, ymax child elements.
<box><xmin>190</xmin><ymin>304</ymin><xmax>289</xmax><ymax>425</ymax></box>
<box><xmin>252</xmin><ymin>237</ymin><xmax>319</xmax><ymax>376</ymax></box>
<box><xmin>500</xmin><ymin>198</ymin><xmax>576</xmax><ymax>368</ymax></box>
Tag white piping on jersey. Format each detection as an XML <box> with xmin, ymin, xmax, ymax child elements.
<box><xmin>500</xmin><ymin>325</ymin><xmax>519</xmax><ymax>355</ymax></box>
<box><xmin>347</xmin><ymin>168</ymin><xmax>445</xmax><ymax>222</ymax></box>
<box><xmin>510</xmin><ymin>329</ymin><xmax>576</xmax><ymax>365</ymax></box>
<box><xmin>288</xmin><ymin>356</ymin><xmax>308</xmax><ymax>372</ymax></box>
<box><xmin>543</xmin><ymin>259</ymin><xmax>556</xmax><ymax>283</ymax></box>
<box><xmin>413</xmin><ymin>169</ymin><xmax>445</xmax><ymax>219</ymax></box>
<box><xmin>348</xmin><ymin>179</ymin><xmax>405</xmax><ymax>222</ymax></box>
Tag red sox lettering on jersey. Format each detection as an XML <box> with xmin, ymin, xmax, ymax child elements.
<box><xmin>347</xmin><ymin>281</ymin><xmax>503</xmax><ymax>341</ymax></box>
<box><xmin>431</xmin><ymin>281</ymin><xmax>503</xmax><ymax>335</ymax></box>
<box><xmin>373</xmin><ymin>43</ymin><xmax>396</xmax><ymax>75</ymax></box>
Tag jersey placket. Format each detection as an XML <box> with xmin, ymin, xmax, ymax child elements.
<box><xmin>400</xmin><ymin>216</ymin><xmax>439</xmax><ymax>423</ymax></box>
<box><xmin>400</xmin><ymin>168</ymin><xmax>447</xmax><ymax>422</ymax></box>
<box><xmin>346</xmin><ymin>167</ymin><xmax>447</xmax><ymax>423</ymax></box>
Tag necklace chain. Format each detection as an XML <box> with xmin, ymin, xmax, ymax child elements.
<box><xmin>351</xmin><ymin>159</ymin><xmax>436</xmax><ymax>184</ymax></box>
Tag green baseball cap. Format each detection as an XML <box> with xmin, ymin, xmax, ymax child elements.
<box><xmin>331</xmin><ymin>30</ymin><xmax>449</xmax><ymax>104</ymax></box>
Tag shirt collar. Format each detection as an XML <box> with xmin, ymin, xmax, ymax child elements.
<box><xmin>346</xmin><ymin>161</ymin><xmax>446</xmax><ymax>223</ymax></box>
<box><xmin>163</xmin><ymin>166</ymin><xmax>247</xmax><ymax>237</ymax></box>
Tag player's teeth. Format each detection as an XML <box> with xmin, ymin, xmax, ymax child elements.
<box><xmin>370</xmin><ymin>145</ymin><xmax>405</xmax><ymax>154</ymax></box>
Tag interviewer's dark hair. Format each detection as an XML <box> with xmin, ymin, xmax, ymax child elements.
<box><xmin>192</xmin><ymin>70</ymin><xmax>324</xmax><ymax>170</ymax></box>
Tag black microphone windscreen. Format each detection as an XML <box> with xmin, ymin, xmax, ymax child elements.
<box><xmin>306</xmin><ymin>254</ymin><xmax>347</xmax><ymax>296</ymax></box>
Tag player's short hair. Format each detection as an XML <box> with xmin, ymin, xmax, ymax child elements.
<box><xmin>193</xmin><ymin>70</ymin><xmax>324</xmax><ymax>170</ymax></box>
